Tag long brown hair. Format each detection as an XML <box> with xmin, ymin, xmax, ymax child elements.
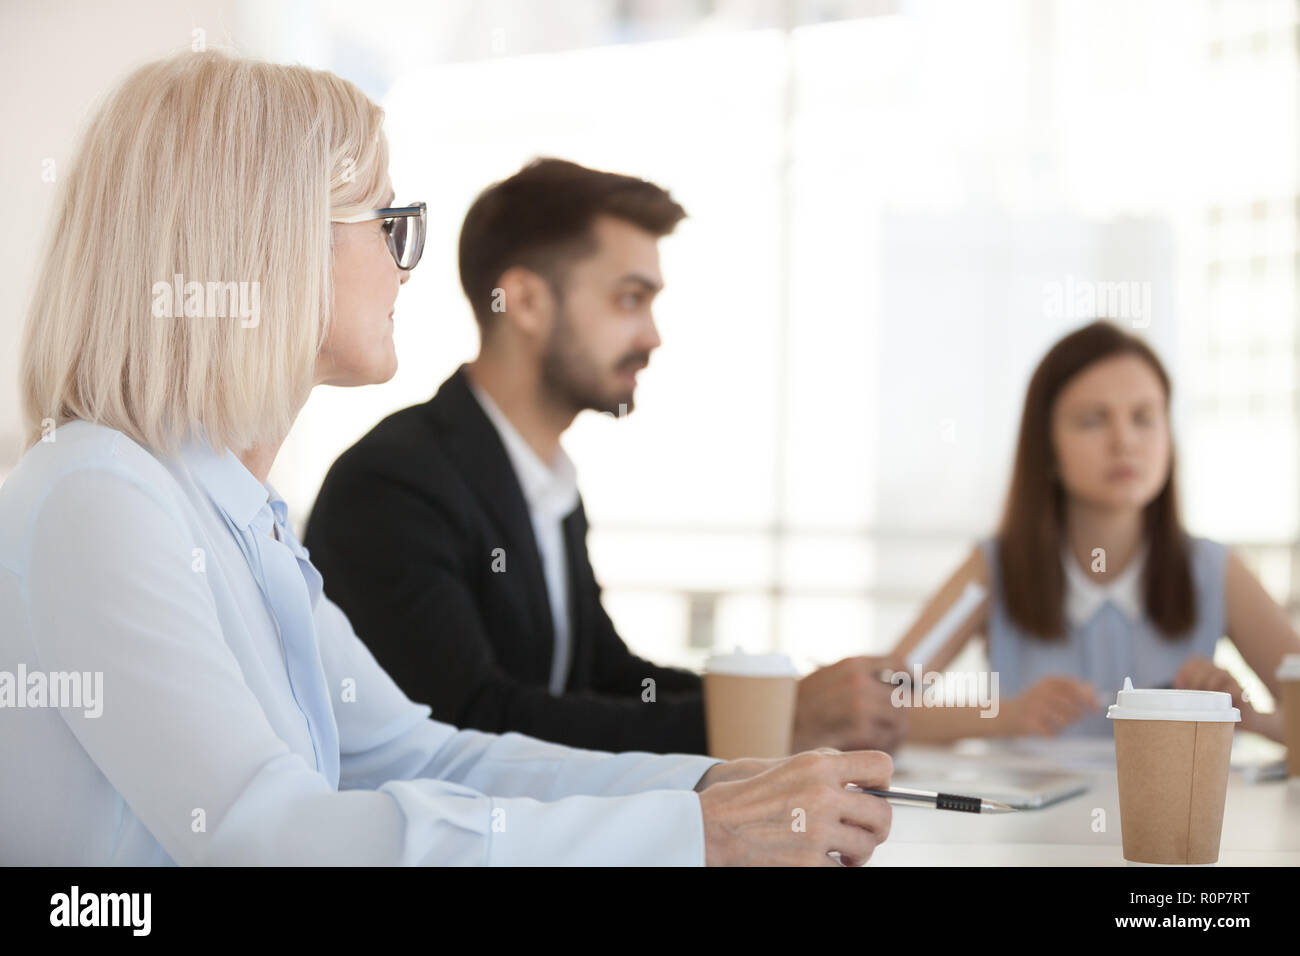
<box><xmin>996</xmin><ymin>320</ymin><xmax>1194</xmax><ymax>639</ymax></box>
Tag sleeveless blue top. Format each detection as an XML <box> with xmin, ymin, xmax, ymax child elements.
<box><xmin>980</xmin><ymin>536</ymin><xmax>1226</xmax><ymax>737</ymax></box>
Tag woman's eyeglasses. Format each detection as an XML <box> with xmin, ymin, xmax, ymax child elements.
<box><xmin>333</xmin><ymin>202</ymin><xmax>426</xmax><ymax>271</ymax></box>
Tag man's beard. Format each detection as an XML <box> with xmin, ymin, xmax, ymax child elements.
<box><xmin>539</xmin><ymin>305</ymin><xmax>649</xmax><ymax>417</ymax></box>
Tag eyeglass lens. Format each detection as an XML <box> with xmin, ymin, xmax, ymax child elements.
<box><xmin>389</xmin><ymin>217</ymin><xmax>409</xmax><ymax>268</ymax></box>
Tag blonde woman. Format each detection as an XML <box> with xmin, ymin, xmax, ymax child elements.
<box><xmin>0</xmin><ymin>51</ymin><xmax>892</xmax><ymax>866</ymax></box>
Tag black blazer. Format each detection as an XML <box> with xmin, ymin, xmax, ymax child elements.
<box><xmin>303</xmin><ymin>366</ymin><xmax>707</xmax><ymax>754</ymax></box>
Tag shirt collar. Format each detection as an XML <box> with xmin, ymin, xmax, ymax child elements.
<box><xmin>179</xmin><ymin>434</ymin><xmax>272</xmax><ymax>531</ymax></box>
<box><xmin>468</xmin><ymin>378</ymin><xmax>579</xmax><ymax>521</ymax></box>
<box><xmin>265</xmin><ymin>486</ymin><xmax>311</xmax><ymax>558</ymax></box>
<box><xmin>178</xmin><ymin>436</ymin><xmax>314</xmax><ymax>566</ymax></box>
<box><xmin>1062</xmin><ymin>542</ymin><xmax>1147</xmax><ymax>628</ymax></box>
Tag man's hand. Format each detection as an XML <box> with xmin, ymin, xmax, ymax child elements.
<box><xmin>793</xmin><ymin>656</ymin><xmax>908</xmax><ymax>754</ymax></box>
<box><xmin>698</xmin><ymin>748</ymin><xmax>893</xmax><ymax>866</ymax></box>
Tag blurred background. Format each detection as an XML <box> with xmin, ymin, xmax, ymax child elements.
<box><xmin>2</xmin><ymin>0</ymin><xmax>1296</xmax><ymax>709</ymax></box>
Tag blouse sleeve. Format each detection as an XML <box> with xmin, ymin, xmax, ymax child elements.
<box><xmin>23</xmin><ymin>467</ymin><xmax>712</xmax><ymax>865</ymax></box>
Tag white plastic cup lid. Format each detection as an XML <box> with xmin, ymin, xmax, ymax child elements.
<box><xmin>704</xmin><ymin>648</ymin><xmax>797</xmax><ymax>677</ymax></box>
<box><xmin>1106</xmin><ymin>677</ymin><xmax>1240</xmax><ymax>722</ymax></box>
<box><xmin>1276</xmin><ymin>654</ymin><xmax>1300</xmax><ymax>680</ymax></box>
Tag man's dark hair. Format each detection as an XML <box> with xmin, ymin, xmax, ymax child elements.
<box><xmin>458</xmin><ymin>157</ymin><xmax>687</xmax><ymax>326</ymax></box>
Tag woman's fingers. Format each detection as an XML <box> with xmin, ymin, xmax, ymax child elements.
<box><xmin>1175</xmin><ymin>657</ymin><xmax>1242</xmax><ymax>698</ymax></box>
<box><xmin>830</xmin><ymin>820</ymin><xmax>883</xmax><ymax>865</ymax></box>
<box><xmin>1176</xmin><ymin>656</ymin><xmax>1214</xmax><ymax>689</ymax></box>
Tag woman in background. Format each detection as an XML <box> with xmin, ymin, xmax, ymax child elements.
<box><xmin>892</xmin><ymin>320</ymin><xmax>1299</xmax><ymax>741</ymax></box>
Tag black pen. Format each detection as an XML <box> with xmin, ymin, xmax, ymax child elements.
<box><xmin>849</xmin><ymin>784</ymin><xmax>1017</xmax><ymax>814</ymax></box>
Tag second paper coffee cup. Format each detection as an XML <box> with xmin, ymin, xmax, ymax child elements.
<box><xmin>1107</xmin><ymin>678</ymin><xmax>1240</xmax><ymax>865</ymax></box>
<box><xmin>703</xmin><ymin>649</ymin><xmax>797</xmax><ymax>760</ymax></box>
<box><xmin>1278</xmin><ymin>654</ymin><xmax>1300</xmax><ymax>778</ymax></box>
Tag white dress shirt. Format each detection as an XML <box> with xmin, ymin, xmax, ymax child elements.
<box><xmin>467</xmin><ymin>380</ymin><xmax>580</xmax><ymax>696</ymax></box>
<box><xmin>1062</xmin><ymin>543</ymin><xmax>1147</xmax><ymax>628</ymax></box>
<box><xmin>0</xmin><ymin>421</ymin><xmax>718</xmax><ymax>865</ymax></box>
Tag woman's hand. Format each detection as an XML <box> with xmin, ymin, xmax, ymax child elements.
<box><xmin>1173</xmin><ymin>655</ymin><xmax>1283</xmax><ymax>741</ymax></box>
<box><xmin>694</xmin><ymin>756</ymin><xmax>789</xmax><ymax>791</ymax></box>
<box><xmin>696</xmin><ymin>746</ymin><xmax>875</xmax><ymax>791</ymax></box>
<box><xmin>698</xmin><ymin>750</ymin><xmax>893</xmax><ymax>866</ymax></box>
<box><xmin>1172</xmin><ymin>655</ymin><xmax>1243</xmax><ymax>698</ymax></box>
<box><xmin>1003</xmin><ymin>675</ymin><xmax>1101</xmax><ymax>736</ymax></box>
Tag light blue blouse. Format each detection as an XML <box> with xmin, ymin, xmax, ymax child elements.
<box><xmin>0</xmin><ymin>421</ymin><xmax>719</xmax><ymax>865</ymax></box>
<box><xmin>980</xmin><ymin>536</ymin><xmax>1226</xmax><ymax>737</ymax></box>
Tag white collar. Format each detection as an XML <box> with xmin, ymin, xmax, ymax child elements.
<box><xmin>1062</xmin><ymin>542</ymin><xmax>1147</xmax><ymax>628</ymax></box>
<box><xmin>468</xmin><ymin>378</ymin><xmax>579</xmax><ymax>521</ymax></box>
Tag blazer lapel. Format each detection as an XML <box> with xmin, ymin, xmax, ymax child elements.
<box><xmin>423</xmin><ymin>366</ymin><xmax>556</xmax><ymax>650</ymax></box>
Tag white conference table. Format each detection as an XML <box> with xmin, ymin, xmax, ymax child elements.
<box><xmin>866</xmin><ymin>735</ymin><xmax>1300</xmax><ymax>866</ymax></box>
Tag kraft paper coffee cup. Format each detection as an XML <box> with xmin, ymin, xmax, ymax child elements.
<box><xmin>703</xmin><ymin>650</ymin><xmax>797</xmax><ymax>760</ymax></box>
<box><xmin>1277</xmin><ymin>654</ymin><xmax>1300</xmax><ymax>778</ymax></box>
<box><xmin>1107</xmin><ymin>677</ymin><xmax>1240</xmax><ymax>865</ymax></box>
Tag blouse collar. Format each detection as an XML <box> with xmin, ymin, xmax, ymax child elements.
<box><xmin>1062</xmin><ymin>541</ymin><xmax>1147</xmax><ymax>627</ymax></box>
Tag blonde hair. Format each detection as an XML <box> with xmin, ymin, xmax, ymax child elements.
<box><xmin>20</xmin><ymin>50</ymin><xmax>390</xmax><ymax>455</ymax></box>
